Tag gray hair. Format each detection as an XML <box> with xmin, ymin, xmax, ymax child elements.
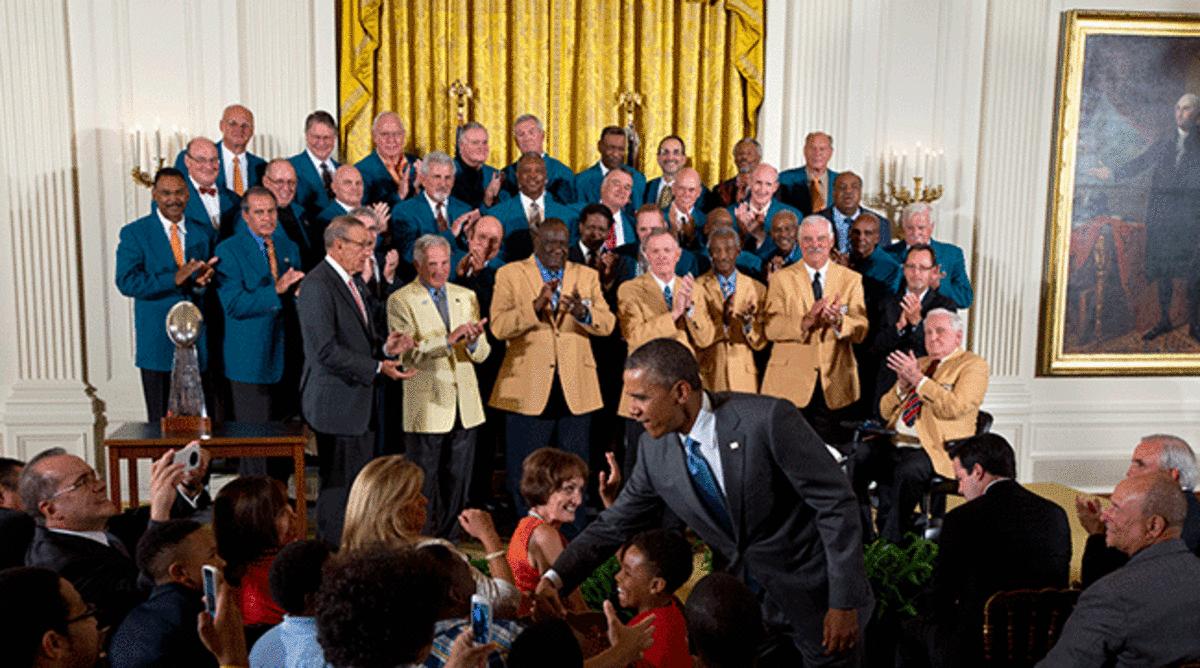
<box><xmin>455</xmin><ymin>121</ymin><xmax>487</xmax><ymax>149</ymax></box>
<box><xmin>347</xmin><ymin>206</ymin><xmax>379</xmax><ymax>225</ymax></box>
<box><xmin>644</xmin><ymin>227</ymin><xmax>677</xmax><ymax>248</ymax></box>
<box><xmin>412</xmin><ymin>234</ymin><xmax>451</xmax><ymax>264</ymax></box>
<box><xmin>371</xmin><ymin>111</ymin><xmax>404</xmax><ymax>133</ymax></box>
<box><xmin>1180</xmin><ymin>93</ymin><xmax>1199</xmax><ymax>108</ymax></box>
<box><xmin>1144</xmin><ymin>434</ymin><xmax>1198</xmax><ymax>490</ymax></box>
<box><xmin>1139</xmin><ymin>473</ymin><xmax>1188</xmax><ymax>528</ymax></box>
<box><xmin>706</xmin><ymin>226</ymin><xmax>739</xmax><ymax>251</ymax></box>
<box><xmin>735</xmin><ymin>137</ymin><xmax>762</xmax><ymax>160</ymax></box>
<box><xmin>805</xmin><ymin>131</ymin><xmax>833</xmax><ymax>146</ymax></box>
<box><xmin>18</xmin><ymin>447</ymin><xmax>67</xmax><ymax>521</ymax></box>
<box><xmin>798</xmin><ymin>214</ymin><xmax>833</xmax><ymax>237</ymax></box>
<box><xmin>324</xmin><ymin>215</ymin><xmax>365</xmax><ymax>249</ymax></box>
<box><xmin>900</xmin><ymin>202</ymin><xmax>933</xmax><ymax>224</ymax></box>
<box><xmin>926</xmin><ymin>308</ymin><xmax>963</xmax><ymax>335</ymax></box>
<box><xmin>420</xmin><ymin>151</ymin><xmax>454</xmax><ymax>175</ymax></box>
<box><xmin>513</xmin><ymin>114</ymin><xmax>543</xmax><ymax>132</ymax></box>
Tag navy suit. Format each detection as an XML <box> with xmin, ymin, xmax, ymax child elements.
<box><xmin>390</xmin><ymin>194</ymin><xmax>472</xmax><ymax>264</ymax></box>
<box><xmin>173</xmin><ymin>141</ymin><xmax>265</xmax><ymax>192</ymax></box>
<box><xmin>883</xmin><ymin>239</ymin><xmax>973</xmax><ymax>309</ymax></box>
<box><xmin>288</xmin><ymin>150</ymin><xmax>338</xmax><ymax>223</ymax></box>
<box><xmin>115</xmin><ymin>214</ymin><xmax>216</xmax><ymax>372</ymax></box>
<box><xmin>108</xmin><ymin>583</ymin><xmax>215</xmax><ymax>668</ymax></box>
<box><xmin>356</xmin><ymin>150</ymin><xmax>419</xmax><ymax>208</ymax></box>
<box><xmin>484</xmin><ymin>194</ymin><xmax>580</xmax><ymax>263</ymax></box>
<box><xmin>574</xmin><ymin>162</ymin><xmax>646</xmax><ymax>213</ymax></box>
<box><xmin>502</xmin><ymin>153</ymin><xmax>576</xmax><ymax>203</ymax></box>
<box><xmin>817</xmin><ymin>206</ymin><xmax>891</xmax><ymax>254</ymax></box>
<box><xmin>778</xmin><ymin>166</ymin><xmax>839</xmax><ymax>215</ymax></box>
<box><xmin>25</xmin><ymin>526</ymin><xmax>144</xmax><ymax>630</ymax></box>
<box><xmin>214</xmin><ymin>226</ymin><xmax>301</xmax><ymax>384</ymax></box>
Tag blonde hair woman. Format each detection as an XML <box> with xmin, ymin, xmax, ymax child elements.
<box><xmin>340</xmin><ymin>455</ymin><xmax>519</xmax><ymax>615</ymax></box>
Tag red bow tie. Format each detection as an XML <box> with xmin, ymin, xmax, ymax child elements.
<box><xmin>199</xmin><ymin>187</ymin><xmax>217</xmax><ymax>196</ymax></box>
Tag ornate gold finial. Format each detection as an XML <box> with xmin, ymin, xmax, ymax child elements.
<box><xmin>617</xmin><ymin>91</ymin><xmax>642</xmax><ymax>128</ymax></box>
<box><xmin>448</xmin><ymin>80</ymin><xmax>475</xmax><ymax>126</ymax></box>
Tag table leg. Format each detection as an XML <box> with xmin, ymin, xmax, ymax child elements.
<box><xmin>128</xmin><ymin>458</ymin><xmax>140</xmax><ymax>508</ymax></box>
<box><xmin>293</xmin><ymin>443</ymin><xmax>308</xmax><ymax>538</ymax></box>
<box><xmin>108</xmin><ymin>449</ymin><xmax>121</xmax><ymax>507</ymax></box>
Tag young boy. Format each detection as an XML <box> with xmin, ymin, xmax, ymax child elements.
<box><xmin>614</xmin><ymin>529</ymin><xmax>694</xmax><ymax>668</ymax></box>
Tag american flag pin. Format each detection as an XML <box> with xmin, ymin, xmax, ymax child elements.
<box><xmin>729</xmin><ymin>441</ymin><xmax>740</xmax><ymax>450</ymax></box>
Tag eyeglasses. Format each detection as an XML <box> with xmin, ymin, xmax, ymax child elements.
<box><xmin>65</xmin><ymin>603</ymin><xmax>97</xmax><ymax>626</ymax></box>
<box><xmin>341</xmin><ymin>236</ymin><xmax>373</xmax><ymax>249</ymax></box>
<box><xmin>49</xmin><ymin>471</ymin><xmax>101</xmax><ymax>499</ymax></box>
<box><xmin>903</xmin><ymin>263</ymin><xmax>934</xmax><ymax>271</ymax></box>
<box><xmin>186</xmin><ymin>153</ymin><xmax>221</xmax><ymax>165</ymax></box>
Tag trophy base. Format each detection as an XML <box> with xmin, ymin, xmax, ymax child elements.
<box><xmin>161</xmin><ymin>415</ymin><xmax>211</xmax><ymax>434</ymax></box>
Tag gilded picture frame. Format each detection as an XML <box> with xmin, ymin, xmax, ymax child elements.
<box><xmin>1039</xmin><ymin>10</ymin><xmax>1200</xmax><ymax>376</ymax></box>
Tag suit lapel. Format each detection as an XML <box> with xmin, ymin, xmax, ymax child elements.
<box><xmin>328</xmin><ymin>262</ymin><xmax>371</xmax><ymax>335</ymax></box>
<box><xmin>712</xmin><ymin>396</ymin><xmax>745</xmax><ymax>542</ymax></box>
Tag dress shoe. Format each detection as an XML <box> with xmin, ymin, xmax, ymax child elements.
<box><xmin>1143</xmin><ymin>321</ymin><xmax>1172</xmax><ymax>341</ymax></box>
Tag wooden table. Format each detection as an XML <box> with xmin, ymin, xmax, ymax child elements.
<box><xmin>103</xmin><ymin>422</ymin><xmax>310</xmax><ymax>535</ymax></box>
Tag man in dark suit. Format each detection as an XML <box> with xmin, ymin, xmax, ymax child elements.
<box><xmin>288</xmin><ymin>110</ymin><xmax>340</xmax><ymax>225</ymax></box>
<box><xmin>296</xmin><ymin>215</ymin><xmax>415</xmax><ymax>544</ymax></box>
<box><xmin>1041</xmin><ymin>472</ymin><xmax>1200</xmax><ymax>667</ymax></box>
<box><xmin>883</xmin><ymin>203</ymin><xmax>973</xmax><ymax>309</ymax></box>
<box><xmin>908</xmin><ymin>433</ymin><xmax>1070</xmax><ymax>667</ymax></box>
<box><xmin>355</xmin><ymin>111</ymin><xmax>419</xmax><ymax>209</ymax></box>
<box><xmin>1076</xmin><ymin>434</ymin><xmax>1200</xmax><ymax>587</ymax></box>
<box><xmin>817</xmin><ymin>171</ymin><xmax>891</xmax><ymax>254</ymax></box>
<box><xmin>574</xmin><ymin>126</ymin><xmax>647</xmax><ymax>212</ymax></box>
<box><xmin>536</xmin><ymin>339</ymin><xmax>873</xmax><ymax>666</ymax></box>
<box><xmin>174</xmin><ymin>104</ymin><xmax>265</xmax><ymax>196</ymax></box>
<box><xmin>484</xmin><ymin>152</ymin><xmax>578</xmax><ymax>262</ymax></box>
<box><xmin>779</xmin><ymin>132</ymin><xmax>838</xmax><ymax>215</ymax></box>
<box><xmin>0</xmin><ymin>457</ymin><xmax>33</xmax><ymax>570</ymax></box>
<box><xmin>452</xmin><ymin>122</ymin><xmax>507</xmax><ymax>209</ymax></box>
<box><xmin>502</xmin><ymin>113</ymin><xmax>576</xmax><ymax>203</ymax></box>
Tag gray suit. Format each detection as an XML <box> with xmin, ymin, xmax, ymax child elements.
<box><xmin>553</xmin><ymin>392</ymin><xmax>873</xmax><ymax>665</ymax></box>
<box><xmin>1038</xmin><ymin>538</ymin><xmax>1200</xmax><ymax>667</ymax></box>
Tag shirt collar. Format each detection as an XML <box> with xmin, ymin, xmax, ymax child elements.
<box><xmin>651</xmin><ymin>272</ymin><xmax>675</xmax><ymax>293</ymax></box>
<box><xmin>190</xmin><ymin>176</ymin><xmax>216</xmax><ymax>196</ymax></box>
<box><xmin>424</xmin><ymin>191</ymin><xmax>447</xmax><ymax>214</ymax></box>
<box><xmin>157</xmin><ymin>209</ymin><xmax>184</xmax><ymax>231</ymax></box>
<box><xmin>681</xmin><ymin>391</ymin><xmax>715</xmax><ymax>444</ymax></box>
<box><xmin>519</xmin><ymin>192</ymin><xmax>545</xmax><ymax>210</ymax></box>
<box><xmin>306</xmin><ymin>148</ymin><xmax>334</xmax><ymax>171</ymax></box>
<box><xmin>325</xmin><ymin>254</ymin><xmax>355</xmax><ymax>283</ymax></box>
<box><xmin>48</xmin><ymin>527</ymin><xmax>110</xmax><ymax>546</ymax></box>
<box><xmin>833</xmin><ymin>207</ymin><xmax>860</xmax><ymax>223</ymax></box>
<box><xmin>802</xmin><ymin>259</ymin><xmax>831</xmax><ymax>281</ymax></box>
<box><xmin>534</xmin><ymin>257</ymin><xmax>563</xmax><ymax>281</ymax></box>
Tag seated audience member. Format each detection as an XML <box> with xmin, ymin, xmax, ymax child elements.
<box><xmin>356</xmin><ymin>111</ymin><xmax>419</xmax><ymax>209</ymax></box>
<box><xmin>316</xmin><ymin>546</ymin><xmax>496</xmax><ymax>668</ymax></box>
<box><xmin>778</xmin><ymin>131</ymin><xmax>837</xmax><ymax>216</ymax></box>
<box><xmin>727</xmin><ymin>163</ymin><xmax>802</xmax><ymax>261</ymax></box>
<box><xmin>339</xmin><ymin>455</ymin><xmax>519</xmax><ymax>616</ymax></box>
<box><xmin>1038</xmin><ymin>473</ymin><xmax>1200</xmax><ymax>667</ymax></box>
<box><xmin>683</xmin><ymin>573</ymin><xmax>764</xmax><ymax>668</ymax></box>
<box><xmin>502</xmin><ymin>114</ymin><xmax>576</xmax><ymax>203</ymax></box>
<box><xmin>485</xmin><ymin>152</ymin><xmax>577</xmax><ymax>262</ymax></box>
<box><xmin>575</xmin><ymin>126</ymin><xmax>647</xmax><ymax>212</ymax></box>
<box><xmin>0</xmin><ymin>456</ymin><xmax>34</xmax><ymax>569</ymax></box>
<box><xmin>762</xmin><ymin>208</ymin><xmax>801</xmax><ymax>279</ymax></box>
<box><xmin>508</xmin><ymin>448</ymin><xmax>592</xmax><ymax>602</ymax></box>
<box><xmin>883</xmin><ymin>202</ymin><xmax>973</xmax><ymax>309</ymax></box>
<box><xmin>875</xmin><ymin>309</ymin><xmax>988</xmax><ymax>542</ymax></box>
<box><xmin>705</xmin><ymin>137</ymin><xmax>761</xmax><ymax>212</ymax></box>
<box><xmin>249</xmin><ymin>540</ymin><xmax>334</xmax><ymax>668</ymax></box>
<box><xmin>507</xmin><ymin>614</ymin><xmax>655</xmax><ymax>668</ymax></box>
<box><xmin>614</xmin><ymin>529</ymin><xmax>693</xmax><ymax>668</ymax></box>
<box><xmin>20</xmin><ymin>447</ymin><xmax>199</xmax><ymax>630</ymax></box>
<box><xmin>213</xmin><ymin>477</ymin><xmax>299</xmax><ymax>632</ymax></box>
<box><xmin>1076</xmin><ymin>434</ymin><xmax>1200</xmax><ymax>587</ymax></box>
<box><xmin>817</xmin><ymin>171</ymin><xmax>890</xmax><ymax>254</ymax></box>
<box><xmin>906</xmin><ymin>433</ymin><xmax>1070</xmax><ymax>667</ymax></box>
<box><xmin>692</xmin><ymin>226</ymin><xmax>767</xmax><ymax>393</ymax></box>
<box><xmin>453</xmin><ymin>122</ymin><xmax>508</xmax><ymax>209</ymax></box>
<box><xmin>661</xmin><ymin>167</ymin><xmax>706</xmax><ymax>251</ymax></box>
<box><xmin>108</xmin><ymin>520</ymin><xmax>225</xmax><ymax>668</ymax></box>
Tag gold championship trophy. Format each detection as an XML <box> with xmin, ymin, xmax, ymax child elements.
<box><xmin>162</xmin><ymin>301</ymin><xmax>210</xmax><ymax>433</ymax></box>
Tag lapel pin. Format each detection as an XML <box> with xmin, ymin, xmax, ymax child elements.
<box><xmin>729</xmin><ymin>441</ymin><xmax>740</xmax><ymax>450</ymax></box>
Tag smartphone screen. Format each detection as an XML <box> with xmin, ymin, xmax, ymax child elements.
<box><xmin>470</xmin><ymin>595</ymin><xmax>490</xmax><ymax>644</ymax></box>
<box><xmin>202</xmin><ymin>565</ymin><xmax>218</xmax><ymax>617</ymax></box>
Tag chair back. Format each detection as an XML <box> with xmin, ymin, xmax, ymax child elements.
<box><xmin>982</xmin><ymin>588</ymin><xmax>1080</xmax><ymax>666</ymax></box>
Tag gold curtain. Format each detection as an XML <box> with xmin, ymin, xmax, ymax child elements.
<box><xmin>338</xmin><ymin>0</ymin><xmax>764</xmax><ymax>187</ymax></box>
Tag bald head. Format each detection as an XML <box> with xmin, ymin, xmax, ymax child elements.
<box><xmin>263</xmin><ymin>159</ymin><xmax>298</xmax><ymax>207</ymax></box>
<box><xmin>1104</xmin><ymin>472</ymin><xmax>1187</xmax><ymax>556</ymax></box>
<box><xmin>331</xmin><ymin>165</ymin><xmax>364</xmax><ymax>207</ymax></box>
<box><xmin>749</xmin><ymin>163</ymin><xmax>779</xmax><ymax>208</ymax></box>
<box><xmin>184</xmin><ymin>137</ymin><xmax>220</xmax><ymax>188</ymax></box>
<box><xmin>220</xmin><ymin>104</ymin><xmax>255</xmax><ymax>154</ymax></box>
<box><xmin>469</xmin><ymin>215</ymin><xmax>504</xmax><ymax>263</ymax></box>
<box><xmin>672</xmin><ymin>167</ymin><xmax>702</xmax><ymax>212</ymax></box>
<box><xmin>372</xmin><ymin>112</ymin><xmax>407</xmax><ymax>163</ymax></box>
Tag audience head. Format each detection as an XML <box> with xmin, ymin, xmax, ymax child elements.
<box><xmin>707</xmin><ymin>226</ymin><xmax>740</xmax><ymax>277</ymax></box>
<box><xmin>644</xmin><ymin>228</ymin><xmax>681</xmax><ymax>281</ymax></box>
<box><xmin>624</xmin><ymin>339</ymin><xmax>703</xmax><ymax>438</ymax></box>
<box><xmin>512</xmin><ymin>114</ymin><xmax>546</xmax><ymax>154</ymax></box>
<box><xmin>341</xmin><ymin>455</ymin><xmax>426</xmax><ymax>551</ymax></box>
<box><xmin>902</xmin><ymin>244</ymin><xmax>938</xmax><ymax>294</ymax></box>
<box><xmin>268</xmin><ymin>539</ymin><xmax>333</xmax><ymax>617</ymax></box>
<box><xmin>468</xmin><ymin>215</ymin><xmax>504</xmax><ymax>262</ymax></box>
<box><xmin>507</xmin><ymin>619</ymin><xmax>584</xmax><ymax>668</ymax></box>
<box><xmin>330</xmin><ymin>165</ymin><xmax>364</xmax><ymax>207</ymax></box>
<box><xmin>597</xmin><ymin>126</ymin><xmax>628</xmax><ymax>170</ymax></box>
<box><xmin>923</xmin><ymin>308</ymin><xmax>963</xmax><ymax>360</ymax></box>
<box><xmin>414</xmin><ymin>235</ymin><xmax>452</xmax><ymax>289</ymax></box>
<box><xmin>0</xmin><ymin>567</ymin><xmax>101</xmax><ymax>668</ymax></box>
<box><xmin>803</xmin><ymin>131</ymin><xmax>833</xmax><ymax>173</ymax></box>
<box><xmin>748</xmin><ymin>163</ymin><xmax>779</xmax><ymax>207</ymax></box>
<box><xmin>615</xmin><ymin>529</ymin><xmax>693</xmax><ymax>611</ymax></box>
<box><xmin>770</xmin><ymin>210</ymin><xmax>799</xmax><ymax>255</ymax></box>
<box><xmin>19</xmin><ymin>448</ymin><xmax>115</xmax><ymax>530</ymax></box>
<box><xmin>732</xmin><ymin>138</ymin><xmax>762</xmax><ymax>173</ymax></box>
<box><xmin>849</xmin><ymin>212</ymin><xmax>882</xmax><ymax>259</ymax></box>
<box><xmin>1103</xmin><ymin>472</ymin><xmax>1188</xmax><ymax>556</ymax></box>
<box><xmin>656</xmin><ymin>135</ymin><xmax>686</xmax><ymax>178</ymax></box>
<box><xmin>672</xmin><ymin>167</ymin><xmax>703</xmax><ymax>213</ymax></box>
<box><xmin>578</xmin><ymin>203</ymin><xmax>614</xmax><ymax>250</ymax></box>
<box><xmin>833</xmin><ymin>171</ymin><xmax>862</xmax><ymax>215</ymax></box>
<box><xmin>417</xmin><ymin>542</ymin><xmax>476</xmax><ymax>619</ymax></box>
<box><xmin>349</xmin><ymin>205</ymin><xmax>382</xmax><ymax>246</ymax></box>
<box><xmin>456</xmin><ymin>121</ymin><xmax>491</xmax><ymax>168</ymax></box>
<box><xmin>948</xmin><ymin>433</ymin><xmax>1016</xmax><ymax>501</ymax></box>
<box><xmin>600</xmin><ymin>168</ymin><xmax>634</xmax><ymax>212</ymax></box>
<box><xmin>316</xmin><ymin>547</ymin><xmax>450</xmax><ymax>668</ymax></box>
<box><xmin>798</xmin><ymin>215</ymin><xmax>834</xmax><ymax>269</ymax></box>
<box><xmin>371</xmin><ymin>111</ymin><xmax>407</xmax><ymax>163</ymax></box>
<box><xmin>634</xmin><ymin>204</ymin><xmax>666</xmax><ymax>243</ymax></box>
<box><xmin>532</xmin><ymin>219</ymin><xmax>569</xmax><ymax>272</ymax></box>
<box><xmin>151</xmin><ymin>167</ymin><xmax>190</xmax><ymax>223</ymax></box>
<box><xmin>900</xmin><ymin>202</ymin><xmax>934</xmax><ymax>245</ymax></box>
<box><xmin>516</xmin><ymin>151</ymin><xmax>547</xmax><ymax>199</ymax></box>
<box><xmin>706</xmin><ymin>207</ymin><xmax>734</xmax><ymax>229</ymax></box>
<box><xmin>684</xmin><ymin>572</ymin><xmax>763</xmax><ymax>668</ymax></box>
<box><xmin>304</xmin><ymin>110</ymin><xmax>338</xmax><ymax>161</ymax></box>
<box><xmin>1127</xmin><ymin>435</ymin><xmax>1197</xmax><ymax>490</ymax></box>
<box><xmin>135</xmin><ymin>519</ymin><xmax>223</xmax><ymax>589</ymax></box>
<box><xmin>184</xmin><ymin>137</ymin><xmax>221</xmax><ymax>189</ymax></box>
<box><xmin>419</xmin><ymin>151</ymin><xmax>456</xmax><ymax>203</ymax></box>
<box><xmin>324</xmin><ymin>215</ymin><xmax>371</xmax><ymax>272</ymax></box>
<box><xmin>0</xmin><ymin>457</ymin><xmax>25</xmax><ymax>510</ymax></box>
<box><xmin>213</xmin><ymin>476</ymin><xmax>296</xmax><ymax>586</ymax></box>
<box><xmin>262</xmin><ymin>159</ymin><xmax>298</xmax><ymax>207</ymax></box>
<box><xmin>219</xmin><ymin>104</ymin><xmax>255</xmax><ymax>154</ymax></box>
<box><xmin>240</xmin><ymin>186</ymin><xmax>279</xmax><ymax>237</ymax></box>
<box><xmin>520</xmin><ymin>447</ymin><xmax>588</xmax><ymax>527</ymax></box>
<box><xmin>1175</xmin><ymin>93</ymin><xmax>1199</xmax><ymax>130</ymax></box>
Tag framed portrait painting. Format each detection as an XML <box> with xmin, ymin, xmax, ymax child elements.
<box><xmin>1040</xmin><ymin>10</ymin><xmax>1200</xmax><ymax>375</ymax></box>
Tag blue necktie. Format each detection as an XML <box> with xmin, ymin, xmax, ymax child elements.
<box><xmin>719</xmin><ymin>275</ymin><xmax>735</xmax><ymax>300</ymax></box>
<box><xmin>683</xmin><ymin>436</ymin><xmax>732</xmax><ymax>534</ymax></box>
<box><xmin>663</xmin><ymin>284</ymin><xmax>673</xmax><ymax>310</ymax></box>
<box><xmin>432</xmin><ymin>288</ymin><xmax>450</xmax><ymax>330</ymax></box>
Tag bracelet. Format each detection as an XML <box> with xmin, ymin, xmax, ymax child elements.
<box><xmin>485</xmin><ymin>549</ymin><xmax>507</xmax><ymax>561</ymax></box>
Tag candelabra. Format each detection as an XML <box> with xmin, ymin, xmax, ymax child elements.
<box><xmin>128</xmin><ymin>126</ymin><xmax>189</xmax><ymax>189</ymax></box>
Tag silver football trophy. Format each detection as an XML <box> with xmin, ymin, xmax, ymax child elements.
<box><xmin>163</xmin><ymin>301</ymin><xmax>210</xmax><ymax>432</ymax></box>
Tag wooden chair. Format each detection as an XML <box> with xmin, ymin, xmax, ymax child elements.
<box><xmin>982</xmin><ymin>588</ymin><xmax>1080</xmax><ymax>666</ymax></box>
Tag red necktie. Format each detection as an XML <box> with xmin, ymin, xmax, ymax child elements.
<box><xmin>604</xmin><ymin>223</ymin><xmax>618</xmax><ymax>250</ymax></box>
<box><xmin>900</xmin><ymin>359</ymin><xmax>941</xmax><ymax>426</ymax></box>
